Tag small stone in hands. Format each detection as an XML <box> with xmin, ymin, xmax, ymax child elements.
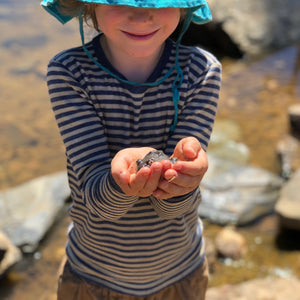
<box><xmin>136</xmin><ymin>150</ymin><xmax>178</xmax><ymax>171</ymax></box>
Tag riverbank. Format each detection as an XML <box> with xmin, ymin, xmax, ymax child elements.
<box><xmin>2</xmin><ymin>46</ymin><xmax>300</xmax><ymax>299</ymax></box>
<box><xmin>1</xmin><ymin>1</ymin><xmax>300</xmax><ymax>299</ymax></box>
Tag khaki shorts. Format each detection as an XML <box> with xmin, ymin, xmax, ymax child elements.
<box><xmin>57</xmin><ymin>259</ymin><xmax>209</xmax><ymax>300</ymax></box>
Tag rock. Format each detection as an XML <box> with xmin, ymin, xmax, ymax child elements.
<box><xmin>208</xmin><ymin>120</ymin><xmax>250</xmax><ymax>166</ymax></box>
<box><xmin>136</xmin><ymin>150</ymin><xmax>178</xmax><ymax>171</ymax></box>
<box><xmin>276</xmin><ymin>134</ymin><xmax>300</xmax><ymax>179</ymax></box>
<box><xmin>0</xmin><ymin>171</ymin><xmax>70</xmax><ymax>252</ymax></box>
<box><xmin>275</xmin><ymin>169</ymin><xmax>300</xmax><ymax>230</ymax></box>
<box><xmin>0</xmin><ymin>230</ymin><xmax>22</xmax><ymax>278</ymax></box>
<box><xmin>173</xmin><ymin>21</ymin><xmax>243</xmax><ymax>58</ymax></box>
<box><xmin>206</xmin><ymin>119</ymin><xmax>250</xmax><ymax>175</ymax></box>
<box><xmin>206</xmin><ymin>277</ymin><xmax>300</xmax><ymax>300</ymax></box>
<box><xmin>288</xmin><ymin>104</ymin><xmax>300</xmax><ymax>134</ymax></box>
<box><xmin>207</xmin><ymin>0</ymin><xmax>300</xmax><ymax>56</ymax></box>
<box><xmin>215</xmin><ymin>227</ymin><xmax>248</xmax><ymax>259</ymax></box>
<box><xmin>210</xmin><ymin>119</ymin><xmax>242</xmax><ymax>145</ymax></box>
<box><xmin>201</xmin><ymin>118</ymin><xmax>284</xmax><ymax>225</ymax></box>
<box><xmin>199</xmin><ymin>160</ymin><xmax>284</xmax><ymax>225</ymax></box>
<box><xmin>208</xmin><ymin>141</ymin><xmax>250</xmax><ymax>166</ymax></box>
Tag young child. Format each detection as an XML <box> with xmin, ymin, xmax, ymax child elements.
<box><xmin>41</xmin><ymin>0</ymin><xmax>221</xmax><ymax>299</ymax></box>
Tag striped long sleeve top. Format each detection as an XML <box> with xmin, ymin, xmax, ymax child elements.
<box><xmin>47</xmin><ymin>35</ymin><xmax>221</xmax><ymax>296</ymax></box>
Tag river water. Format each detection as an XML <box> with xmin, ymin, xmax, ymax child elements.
<box><xmin>0</xmin><ymin>0</ymin><xmax>300</xmax><ymax>299</ymax></box>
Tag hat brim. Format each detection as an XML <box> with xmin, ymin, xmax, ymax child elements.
<box><xmin>41</xmin><ymin>0</ymin><xmax>211</xmax><ymax>25</ymax></box>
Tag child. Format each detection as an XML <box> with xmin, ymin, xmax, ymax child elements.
<box><xmin>41</xmin><ymin>0</ymin><xmax>221</xmax><ymax>299</ymax></box>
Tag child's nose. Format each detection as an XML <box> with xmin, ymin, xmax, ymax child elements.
<box><xmin>129</xmin><ymin>8</ymin><xmax>153</xmax><ymax>23</ymax></box>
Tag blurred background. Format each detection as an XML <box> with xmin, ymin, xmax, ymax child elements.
<box><xmin>0</xmin><ymin>0</ymin><xmax>300</xmax><ymax>299</ymax></box>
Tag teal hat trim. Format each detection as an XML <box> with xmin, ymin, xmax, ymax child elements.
<box><xmin>41</xmin><ymin>0</ymin><xmax>212</xmax><ymax>25</ymax></box>
<box><xmin>41</xmin><ymin>0</ymin><xmax>72</xmax><ymax>24</ymax></box>
<box><xmin>41</xmin><ymin>0</ymin><xmax>211</xmax><ymax>132</ymax></box>
<box><xmin>78</xmin><ymin>11</ymin><xmax>190</xmax><ymax>132</ymax></box>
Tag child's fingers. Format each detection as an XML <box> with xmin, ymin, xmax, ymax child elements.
<box><xmin>153</xmin><ymin>180</ymin><xmax>193</xmax><ymax>199</ymax></box>
<box><xmin>172</xmin><ymin>137</ymin><xmax>201</xmax><ymax>161</ymax></box>
<box><xmin>113</xmin><ymin>167</ymin><xmax>149</xmax><ymax>196</ymax></box>
<box><xmin>182</xmin><ymin>137</ymin><xmax>201</xmax><ymax>160</ymax></box>
<box><xmin>113</xmin><ymin>170</ymin><xmax>132</xmax><ymax>195</ymax></box>
<box><xmin>129</xmin><ymin>167</ymin><xmax>151</xmax><ymax>191</ymax></box>
<box><xmin>162</xmin><ymin>174</ymin><xmax>198</xmax><ymax>190</ymax></box>
<box><xmin>173</xmin><ymin>149</ymin><xmax>208</xmax><ymax>177</ymax></box>
<box><xmin>163</xmin><ymin>168</ymin><xmax>177</xmax><ymax>181</ymax></box>
<box><xmin>127</xmin><ymin>162</ymin><xmax>163</xmax><ymax>197</ymax></box>
<box><xmin>173</xmin><ymin>161</ymin><xmax>208</xmax><ymax>178</ymax></box>
<box><xmin>141</xmin><ymin>162</ymin><xmax>163</xmax><ymax>196</ymax></box>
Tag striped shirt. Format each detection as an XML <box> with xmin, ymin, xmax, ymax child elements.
<box><xmin>47</xmin><ymin>35</ymin><xmax>221</xmax><ymax>296</ymax></box>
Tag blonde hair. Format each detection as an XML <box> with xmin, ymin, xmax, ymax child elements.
<box><xmin>59</xmin><ymin>0</ymin><xmax>99</xmax><ymax>31</ymax></box>
<box><xmin>58</xmin><ymin>0</ymin><xmax>187</xmax><ymax>32</ymax></box>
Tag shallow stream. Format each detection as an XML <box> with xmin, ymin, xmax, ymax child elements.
<box><xmin>0</xmin><ymin>1</ymin><xmax>300</xmax><ymax>299</ymax></box>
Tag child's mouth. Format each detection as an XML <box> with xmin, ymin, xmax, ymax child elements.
<box><xmin>122</xmin><ymin>30</ymin><xmax>159</xmax><ymax>41</ymax></box>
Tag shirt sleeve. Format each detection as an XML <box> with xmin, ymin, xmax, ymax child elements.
<box><xmin>168</xmin><ymin>58</ymin><xmax>222</xmax><ymax>153</ymax></box>
<box><xmin>151</xmin><ymin>55</ymin><xmax>222</xmax><ymax>219</ymax></box>
<box><xmin>149</xmin><ymin>188</ymin><xmax>201</xmax><ymax>219</ymax></box>
<box><xmin>47</xmin><ymin>59</ymin><xmax>138</xmax><ymax>220</ymax></box>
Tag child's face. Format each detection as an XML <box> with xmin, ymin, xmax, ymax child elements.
<box><xmin>95</xmin><ymin>5</ymin><xmax>180</xmax><ymax>60</ymax></box>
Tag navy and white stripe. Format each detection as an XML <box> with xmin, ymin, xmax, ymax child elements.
<box><xmin>47</xmin><ymin>35</ymin><xmax>221</xmax><ymax>296</ymax></box>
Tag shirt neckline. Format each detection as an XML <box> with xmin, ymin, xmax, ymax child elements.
<box><xmin>92</xmin><ymin>34</ymin><xmax>175</xmax><ymax>92</ymax></box>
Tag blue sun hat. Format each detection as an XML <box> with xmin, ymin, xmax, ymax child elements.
<box><xmin>41</xmin><ymin>0</ymin><xmax>212</xmax><ymax>132</ymax></box>
<box><xmin>41</xmin><ymin>0</ymin><xmax>211</xmax><ymax>25</ymax></box>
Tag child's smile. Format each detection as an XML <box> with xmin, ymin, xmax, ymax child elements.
<box><xmin>95</xmin><ymin>5</ymin><xmax>180</xmax><ymax>79</ymax></box>
<box><xmin>121</xmin><ymin>29</ymin><xmax>160</xmax><ymax>41</ymax></box>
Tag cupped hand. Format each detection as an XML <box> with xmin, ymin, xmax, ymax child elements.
<box><xmin>111</xmin><ymin>147</ymin><xmax>171</xmax><ymax>197</ymax></box>
<box><xmin>153</xmin><ymin>137</ymin><xmax>208</xmax><ymax>199</ymax></box>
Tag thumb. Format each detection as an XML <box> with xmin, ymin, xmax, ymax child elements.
<box><xmin>181</xmin><ymin>137</ymin><xmax>201</xmax><ymax>160</ymax></box>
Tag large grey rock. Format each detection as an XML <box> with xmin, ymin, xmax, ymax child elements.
<box><xmin>199</xmin><ymin>157</ymin><xmax>283</xmax><ymax>225</ymax></box>
<box><xmin>208</xmin><ymin>0</ymin><xmax>300</xmax><ymax>55</ymax></box>
<box><xmin>208</xmin><ymin>120</ymin><xmax>250</xmax><ymax>166</ymax></box>
<box><xmin>206</xmin><ymin>277</ymin><xmax>300</xmax><ymax>300</ymax></box>
<box><xmin>0</xmin><ymin>171</ymin><xmax>70</xmax><ymax>252</ymax></box>
<box><xmin>275</xmin><ymin>168</ymin><xmax>300</xmax><ymax>230</ymax></box>
<box><xmin>201</xmin><ymin>119</ymin><xmax>283</xmax><ymax>225</ymax></box>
